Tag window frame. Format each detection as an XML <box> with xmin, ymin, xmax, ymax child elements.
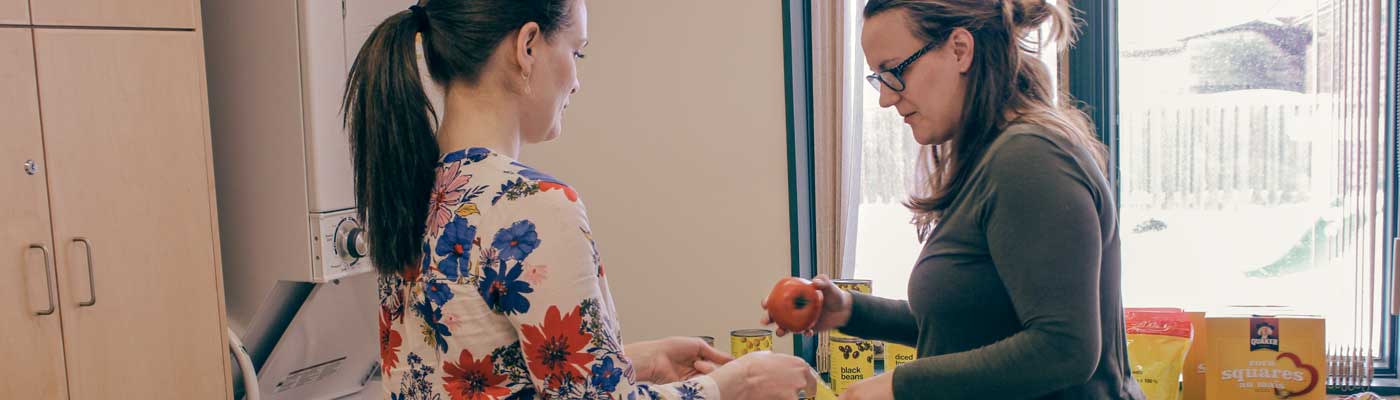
<box><xmin>784</xmin><ymin>0</ymin><xmax>820</xmax><ymax>366</ymax></box>
<box><xmin>1381</xmin><ymin>0</ymin><xmax>1400</xmax><ymax>380</ymax></box>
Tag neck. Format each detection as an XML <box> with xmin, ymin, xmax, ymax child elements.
<box><xmin>436</xmin><ymin>82</ymin><xmax>522</xmax><ymax>159</ymax></box>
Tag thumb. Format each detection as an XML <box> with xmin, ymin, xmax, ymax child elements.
<box><xmin>693</xmin><ymin>360</ymin><xmax>719</xmax><ymax>374</ymax></box>
<box><xmin>698</xmin><ymin>341</ymin><xmax>735</xmax><ymax>365</ymax></box>
<box><xmin>803</xmin><ymin>367</ymin><xmax>821</xmax><ymax>394</ymax></box>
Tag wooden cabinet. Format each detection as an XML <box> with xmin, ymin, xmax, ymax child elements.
<box><xmin>0</xmin><ymin>13</ymin><xmax>229</xmax><ymax>400</ymax></box>
<box><xmin>34</xmin><ymin>29</ymin><xmax>228</xmax><ymax>400</ymax></box>
<box><xmin>0</xmin><ymin>27</ymin><xmax>69</xmax><ymax>400</ymax></box>
<box><xmin>0</xmin><ymin>0</ymin><xmax>29</xmax><ymax>24</ymax></box>
<box><xmin>30</xmin><ymin>0</ymin><xmax>196</xmax><ymax>29</ymax></box>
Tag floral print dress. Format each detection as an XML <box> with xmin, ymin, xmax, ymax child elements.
<box><xmin>379</xmin><ymin>148</ymin><xmax>720</xmax><ymax>400</ymax></box>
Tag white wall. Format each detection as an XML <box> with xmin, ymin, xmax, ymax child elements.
<box><xmin>526</xmin><ymin>0</ymin><xmax>794</xmax><ymax>354</ymax></box>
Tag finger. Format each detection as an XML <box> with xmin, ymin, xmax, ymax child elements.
<box><xmin>774</xmin><ymin>327</ymin><xmax>790</xmax><ymax>337</ymax></box>
<box><xmin>693</xmin><ymin>360</ymin><xmax>719</xmax><ymax>374</ymax></box>
<box><xmin>672</xmin><ymin>336</ymin><xmax>701</xmax><ymax>348</ymax></box>
<box><xmin>745</xmin><ymin>350</ymin><xmax>772</xmax><ymax>358</ymax></box>
<box><xmin>803</xmin><ymin>367</ymin><xmax>820</xmax><ymax>393</ymax></box>
<box><xmin>698</xmin><ymin>342</ymin><xmax>735</xmax><ymax>364</ymax></box>
<box><xmin>760</xmin><ymin>314</ymin><xmax>773</xmax><ymax>326</ymax></box>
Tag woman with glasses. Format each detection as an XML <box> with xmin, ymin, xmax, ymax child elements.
<box><xmin>764</xmin><ymin>0</ymin><xmax>1145</xmax><ymax>399</ymax></box>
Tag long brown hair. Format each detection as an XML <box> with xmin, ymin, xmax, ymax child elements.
<box><xmin>864</xmin><ymin>0</ymin><xmax>1105</xmax><ymax>240</ymax></box>
<box><xmin>343</xmin><ymin>0</ymin><xmax>572</xmax><ymax>274</ymax></box>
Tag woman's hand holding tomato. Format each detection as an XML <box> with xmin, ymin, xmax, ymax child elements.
<box><xmin>761</xmin><ymin>274</ymin><xmax>854</xmax><ymax>336</ymax></box>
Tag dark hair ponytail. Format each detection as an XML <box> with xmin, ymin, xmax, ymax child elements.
<box><xmin>343</xmin><ymin>0</ymin><xmax>573</xmax><ymax>274</ymax></box>
<box><xmin>344</xmin><ymin>10</ymin><xmax>437</xmax><ymax>275</ymax></box>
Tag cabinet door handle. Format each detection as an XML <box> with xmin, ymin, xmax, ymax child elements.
<box><xmin>29</xmin><ymin>244</ymin><xmax>56</xmax><ymax>316</ymax></box>
<box><xmin>74</xmin><ymin>238</ymin><xmax>97</xmax><ymax>307</ymax></box>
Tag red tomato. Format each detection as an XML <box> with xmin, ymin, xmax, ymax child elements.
<box><xmin>764</xmin><ymin>277</ymin><xmax>824</xmax><ymax>332</ymax></box>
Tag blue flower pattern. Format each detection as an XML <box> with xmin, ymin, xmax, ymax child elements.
<box><xmin>477</xmin><ymin>259</ymin><xmax>533</xmax><ymax>315</ymax></box>
<box><xmin>434</xmin><ymin>218</ymin><xmax>476</xmax><ymax>281</ymax></box>
<box><xmin>379</xmin><ymin>148</ymin><xmax>715</xmax><ymax>400</ymax></box>
<box><xmin>491</xmin><ymin>220</ymin><xmax>540</xmax><ymax>261</ymax></box>
<box><xmin>591</xmin><ymin>357</ymin><xmax>624</xmax><ymax>392</ymax></box>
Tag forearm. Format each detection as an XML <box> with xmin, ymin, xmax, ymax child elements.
<box><xmin>838</xmin><ymin>292</ymin><xmax>919</xmax><ymax>346</ymax></box>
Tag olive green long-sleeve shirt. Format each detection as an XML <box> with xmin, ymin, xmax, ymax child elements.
<box><xmin>840</xmin><ymin>125</ymin><xmax>1146</xmax><ymax>400</ymax></box>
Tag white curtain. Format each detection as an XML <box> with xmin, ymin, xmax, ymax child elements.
<box><xmin>812</xmin><ymin>0</ymin><xmax>863</xmax><ymax>373</ymax></box>
<box><xmin>1315</xmin><ymin>0</ymin><xmax>1386</xmax><ymax>390</ymax></box>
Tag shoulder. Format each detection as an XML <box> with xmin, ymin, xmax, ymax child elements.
<box><xmin>977</xmin><ymin>124</ymin><xmax>1109</xmax><ymax>209</ymax></box>
<box><xmin>441</xmin><ymin>149</ymin><xmax>583</xmax><ymax>208</ymax></box>
<box><xmin>491</xmin><ymin>160</ymin><xmax>582</xmax><ymax>208</ymax></box>
<box><xmin>981</xmin><ymin>124</ymin><xmax>1097</xmax><ymax>182</ymax></box>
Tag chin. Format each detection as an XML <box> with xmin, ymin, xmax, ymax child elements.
<box><xmin>522</xmin><ymin>124</ymin><xmax>562</xmax><ymax>144</ymax></box>
<box><xmin>537</xmin><ymin>127</ymin><xmax>562</xmax><ymax>143</ymax></box>
<box><xmin>911</xmin><ymin>129</ymin><xmax>939</xmax><ymax>146</ymax></box>
<box><xmin>912</xmin><ymin>125</ymin><xmax>954</xmax><ymax>146</ymax></box>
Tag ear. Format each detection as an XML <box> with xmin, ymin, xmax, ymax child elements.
<box><xmin>948</xmin><ymin>27</ymin><xmax>975</xmax><ymax>74</ymax></box>
<box><xmin>513</xmin><ymin>22</ymin><xmax>543</xmax><ymax>79</ymax></box>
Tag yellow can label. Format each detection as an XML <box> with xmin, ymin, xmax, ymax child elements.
<box><xmin>885</xmin><ymin>343</ymin><xmax>917</xmax><ymax>369</ymax></box>
<box><xmin>833</xmin><ymin>279</ymin><xmax>872</xmax><ymax>294</ymax></box>
<box><xmin>730</xmin><ymin>330</ymin><xmax>772</xmax><ymax>358</ymax></box>
<box><xmin>1205</xmin><ymin>316</ymin><xmax>1325</xmax><ymax>400</ymax></box>
<box><xmin>829</xmin><ymin>339</ymin><xmax>874</xmax><ymax>393</ymax></box>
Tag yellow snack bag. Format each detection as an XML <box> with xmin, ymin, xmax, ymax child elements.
<box><xmin>1126</xmin><ymin>308</ymin><xmax>1194</xmax><ymax>400</ymax></box>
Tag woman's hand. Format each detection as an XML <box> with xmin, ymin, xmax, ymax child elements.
<box><xmin>761</xmin><ymin>274</ymin><xmax>853</xmax><ymax>337</ymax></box>
<box><xmin>839</xmin><ymin>372</ymin><xmax>894</xmax><ymax>400</ymax></box>
<box><xmin>625</xmin><ymin>336</ymin><xmax>733</xmax><ymax>384</ymax></box>
<box><xmin>708</xmin><ymin>351</ymin><xmax>817</xmax><ymax>400</ymax></box>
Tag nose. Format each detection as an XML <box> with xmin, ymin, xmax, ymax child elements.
<box><xmin>877</xmin><ymin>84</ymin><xmax>899</xmax><ymax>109</ymax></box>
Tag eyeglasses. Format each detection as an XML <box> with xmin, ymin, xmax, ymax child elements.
<box><xmin>866</xmin><ymin>41</ymin><xmax>938</xmax><ymax>92</ymax></box>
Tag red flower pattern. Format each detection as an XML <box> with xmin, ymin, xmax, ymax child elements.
<box><xmin>520</xmin><ymin>305</ymin><xmax>595</xmax><ymax>388</ymax></box>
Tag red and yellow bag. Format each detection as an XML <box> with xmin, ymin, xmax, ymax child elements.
<box><xmin>1126</xmin><ymin>308</ymin><xmax>1194</xmax><ymax>400</ymax></box>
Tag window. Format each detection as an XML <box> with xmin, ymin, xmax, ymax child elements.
<box><xmin>1117</xmin><ymin>0</ymin><xmax>1390</xmax><ymax>365</ymax></box>
<box><xmin>845</xmin><ymin>0</ymin><xmax>921</xmax><ymax>300</ymax></box>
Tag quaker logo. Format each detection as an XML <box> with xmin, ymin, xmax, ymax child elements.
<box><xmin>1249</xmin><ymin>318</ymin><xmax>1281</xmax><ymax>352</ymax></box>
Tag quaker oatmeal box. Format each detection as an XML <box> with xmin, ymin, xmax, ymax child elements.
<box><xmin>1205</xmin><ymin>312</ymin><xmax>1325</xmax><ymax>400</ymax></box>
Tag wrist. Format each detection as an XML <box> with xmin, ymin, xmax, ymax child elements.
<box><xmin>835</xmin><ymin>290</ymin><xmax>855</xmax><ymax>328</ymax></box>
<box><xmin>713</xmin><ymin>358</ymin><xmax>751</xmax><ymax>400</ymax></box>
<box><xmin>880</xmin><ymin>369</ymin><xmax>897</xmax><ymax>399</ymax></box>
<box><xmin>623</xmin><ymin>342</ymin><xmax>656</xmax><ymax>382</ymax></box>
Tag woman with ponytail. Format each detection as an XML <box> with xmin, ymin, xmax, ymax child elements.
<box><xmin>763</xmin><ymin>0</ymin><xmax>1146</xmax><ymax>398</ymax></box>
<box><xmin>345</xmin><ymin>1</ymin><xmax>813</xmax><ymax>399</ymax></box>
